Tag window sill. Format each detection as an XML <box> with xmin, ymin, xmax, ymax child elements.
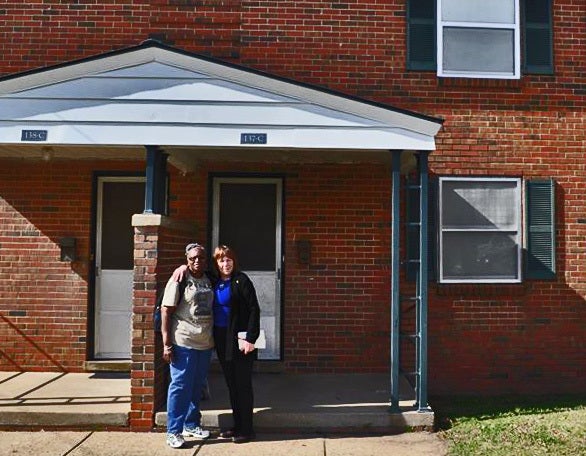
<box><xmin>438</xmin><ymin>77</ymin><xmax>523</xmax><ymax>90</ymax></box>
<box><xmin>433</xmin><ymin>282</ymin><xmax>530</xmax><ymax>297</ymax></box>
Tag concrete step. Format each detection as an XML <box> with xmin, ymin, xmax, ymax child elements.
<box><xmin>156</xmin><ymin>403</ymin><xmax>433</xmax><ymax>433</ymax></box>
<box><xmin>156</xmin><ymin>372</ymin><xmax>433</xmax><ymax>433</ymax></box>
<box><xmin>0</xmin><ymin>371</ymin><xmax>433</xmax><ymax>432</ymax></box>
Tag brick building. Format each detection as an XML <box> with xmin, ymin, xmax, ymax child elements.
<box><xmin>0</xmin><ymin>1</ymin><xmax>584</xmax><ymax>430</ymax></box>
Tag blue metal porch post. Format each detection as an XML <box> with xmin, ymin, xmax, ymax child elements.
<box><xmin>144</xmin><ymin>145</ymin><xmax>167</xmax><ymax>214</ymax></box>
<box><xmin>417</xmin><ymin>151</ymin><xmax>431</xmax><ymax>412</ymax></box>
<box><xmin>390</xmin><ymin>150</ymin><xmax>401</xmax><ymax>412</ymax></box>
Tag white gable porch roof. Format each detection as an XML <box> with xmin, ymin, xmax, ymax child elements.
<box><xmin>0</xmin><ymin>41</ymin><xmax>442</xmax><ymax>157</ymax></box>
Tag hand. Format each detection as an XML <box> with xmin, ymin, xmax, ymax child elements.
<box><xmin>163</xmin><ymin>345</ymin><xmax>173</xmax><ymax>363</ymax></box>
<box><xmin>240</xmin><ymin>340</ymin><xmax>255</xmax><ymax>355</ymax></box>
<box><xmin>172</xmin><ymin>264</ymin><xmax>188</xmax><ymax>282</ymax></box>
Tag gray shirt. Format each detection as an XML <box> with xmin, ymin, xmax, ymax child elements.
<box><xmin>162</xmin><ymin>272</ymin><xmax>214</xmax><ymax>350</ymax></box>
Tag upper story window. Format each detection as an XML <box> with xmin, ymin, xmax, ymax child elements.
<box><xmin>438</xmin><ymin>0</ymin><xmax>520</xmax><ymax>79</ymax></box>
<box><xmin>407</xmin><ymin>0</ymin><xmax>553</xmax><ymax>77</ymax></box>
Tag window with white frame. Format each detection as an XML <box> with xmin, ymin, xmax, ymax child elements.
<box><xmin>437</xmin><ymin>0</ymin><xmax>520</xmax><ymax>79</ymax></box>
<box><xmin>439</xmin><ymin>177</ymin><xmax>522</xmax><ymax>283</ymax></box>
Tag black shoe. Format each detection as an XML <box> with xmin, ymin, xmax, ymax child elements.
<box><xmin>219</xmin><ymin>429</ymin><xmax>235</xmax><ymax>439</ymax></box>
<box><xmin>233</xmin><ymin>433</ymin><xmax>254</xmax><ymax>444</ymax></box>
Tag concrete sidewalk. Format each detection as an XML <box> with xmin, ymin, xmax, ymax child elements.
<box><xmin>0</xmin><ymin>431</ymin><xmax>448</xmax><ymax>456</ymax></box>
<box><xmin>0</xmin><ymin>370</ymin><xmax>434</xmax><ymax>432</ymax></box>
<box><xmin>0</xmin><ymin>371</ymin><xmax>130</xmax><ymax>428</ymax></box>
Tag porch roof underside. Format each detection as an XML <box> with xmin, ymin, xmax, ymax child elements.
<box><xmin>0</xmin><ymin>42</ymin><xmax>442</xmax><ymax>169</ymax></box>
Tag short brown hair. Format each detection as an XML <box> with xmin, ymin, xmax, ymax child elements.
<box><xmin>213</xmin><ymin>245</ymin><xmax>239</xmax><ymax>272</ymax></box>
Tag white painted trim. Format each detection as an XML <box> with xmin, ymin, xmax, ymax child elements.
<box><xmin>0</xmin><ymin>45</ymin><xmax>442</xmax><ymax>146</ymax></box>
<box><xmin>438</xmin><ymin>176</ymin><xmax>522</xmax><ymax>283</ymax></box>
<box><xmin>437</xmin><ymin>0</ymin><xmax>521</xmax><ymax>79</ymax></box>
<box><xmin>0</xmin><ymin>124</ymin><xmax>435</xmax><ymax>150</ymax></box>
<box><xmin>95</xmin><ymin>176</ymin><xmax>145</xmax><ymax>359</ymax></box>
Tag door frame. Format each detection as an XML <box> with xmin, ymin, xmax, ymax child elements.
<box><xmin>90</xmin><ymin>173</ymin><xmax>145</xmax><ymax>360</ymax></box>
<box><xmin>209</xmin><ymin>174</ymin><xmax>285</xmax><ymax>361</ymax></box>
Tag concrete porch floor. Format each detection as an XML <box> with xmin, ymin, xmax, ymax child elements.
<box><xmin>0</xmin><ymin>370</ymin><xmax>434</xmax><ymax>432</ymax></box>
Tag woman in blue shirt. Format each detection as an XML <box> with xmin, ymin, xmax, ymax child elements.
<box><xmin>212</xmin><ymin>245</ymin><xmax>261</xmax><ymax>444</ymax></box>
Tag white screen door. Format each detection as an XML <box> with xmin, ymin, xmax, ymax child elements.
<box><xmin>212</xmin><ymin>177</ymin><xmax>282</xmax><ymax>360</ymax></box>
<box><xmin>95</xmin><ymin>177</ymin><xmax>145</xmax><ymax>359</ymax></box>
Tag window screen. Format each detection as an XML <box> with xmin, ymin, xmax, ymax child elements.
<box><xmin>218</xmin><ymin>183</ymin><xmax>277</xmax><ymax>271</ymax></box>
<box><xmin>101</xmin><ymin>182</ymin><xmax>145</xmax><ymax>270</ymax></box>
<box><xmin>437</xmin><ymin>0</ymin><xmax>520</xmax><ymax>78</ymax></box>
<box><xmin>439</xmin><ymin>177</ymin><xmax>521</xmax><ymax>283</ymax></box>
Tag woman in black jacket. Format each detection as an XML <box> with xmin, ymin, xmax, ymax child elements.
<box><xmin>211</xmin><ymin>245</ymin><xmax>261</xmax><ymax>444</ymax></box>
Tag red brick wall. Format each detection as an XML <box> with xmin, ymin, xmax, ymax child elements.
<box><xmin>283</xmin><ymin>164</ymin><xmax>392</xmax><ymax>372</ymax></box>
<box><xmin>0</xmin><ymin>160</ymin><xmax>142</xmax><ymax>372</ymax></box>
<box><xmin>0</xmin><ymin>1</ymin><xmax>584</xmax><ymax>396</ymax></box>
<box><xmin>0</xmin><ymin>2</ymin><xmax>583</xmax><ymax>113</ymax></box>
<box><xmin>163</xmin><ymin>162</ymin><xmax>395</xmax><ymax>373</ymax></box>
<box><xmin>0</xmin><ymin>1</ymin><xmax>242</xmax><ymax>74</ymax></box>
<box><xmin>428</xmin><ymin>110</ymin><xmax>586</xmax><ymax>395</ymax></box>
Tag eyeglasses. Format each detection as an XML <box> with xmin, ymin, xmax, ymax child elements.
<box><xmin>187</xmin><ymin>255</ymin><xmax>206</xmax><ymax>262</ymax></box>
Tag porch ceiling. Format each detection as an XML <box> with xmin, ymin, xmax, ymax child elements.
<box><xmin>0</xmin><ymin>144</ymin><xmax>418</xmax><ymax>174</ymax></box>
<box><xmin>0</xmin><ymin>40</ymin><xmax>442</xmax><ymax>160</ymax></box>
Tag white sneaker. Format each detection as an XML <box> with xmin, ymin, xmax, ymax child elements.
<box><xmin>166</xmin><ymin>433</ymin><xmax>185</xmax><ymax>449</ymax></box>
<box><xmin>182</xmin><ymin>426</ymin><xmax>210</xmax><ymax>439</ymax></box>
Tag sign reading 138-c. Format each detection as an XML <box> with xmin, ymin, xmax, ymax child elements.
<box><xmin>21</xmin><ymin>130</ymin><xmax>48</xmax><ymax>141</ymax></box>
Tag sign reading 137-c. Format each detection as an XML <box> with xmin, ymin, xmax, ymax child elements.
<box><xmin>21</xmin><ymin>130</ymin><xmax>48</xmax><ymax>141</ymax></box>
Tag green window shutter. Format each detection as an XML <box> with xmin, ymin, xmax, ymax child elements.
<box><xmin>407</xmin><ymin>0</ymin><xmax>436</xmax><ymax>71</ymax></box>
<box><xmin>406</xmin><ymin>176</ymin><xmax>437</xmax><ymax>281</ymax></box>
<box><xmin>525</xmin><ymin>179</ymin><xmax>556</xmax><ymax>279</ymax></box>
<box><xmin>406</xmin><ymin>0</ymin><xmax>553</xmax><ymax>74</ymax></box>
<box><xmin>522</xmin><ymin>0</ymin><xmax>554</xmax><ymax>74</ymax></box>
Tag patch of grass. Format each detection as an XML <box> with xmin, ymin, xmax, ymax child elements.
<box><xmin>431</xmin><ymin>395</ymin><xmax>586</xmax><ymax>456</ymax></box>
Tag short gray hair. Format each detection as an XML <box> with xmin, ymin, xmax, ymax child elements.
<box><xmin>185</xmin><ymin>242</ymin><xmax>205</xmax><ymax>254</ymax></box>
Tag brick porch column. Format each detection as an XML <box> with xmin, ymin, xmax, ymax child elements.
<box><xmin>130</xmin><ymin>213</ymin><xmax>198</xmax><ymax>431</ymax></box>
